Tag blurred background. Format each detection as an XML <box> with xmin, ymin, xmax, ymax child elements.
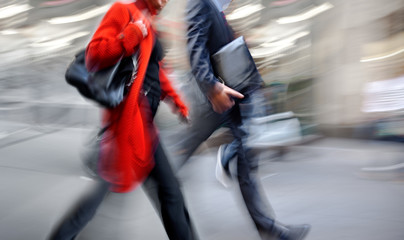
<box><xmin>1</xmin><ymin>1</ymin><xmax>404</xmax><ymax>240</ymax></box>
<box><xmin>1</xmin><ymin>0</ymin><xmax>404</xmax><ymax>140</ymax></box>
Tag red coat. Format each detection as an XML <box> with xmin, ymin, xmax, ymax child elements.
<box><xmin>85</xmin><ymin>2</ymin><xmax>187</xmax><ymax>192</ymax></box>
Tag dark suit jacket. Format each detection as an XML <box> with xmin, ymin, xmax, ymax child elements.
<box><xmin>186</xmin><ymin>0</ymin><xmax>234</xmax><ymax>95</ymax></box>
<box><xmin>186</xmin><ymin>0</ymin><xmax>261</xmax><ymax>96</ymax></box>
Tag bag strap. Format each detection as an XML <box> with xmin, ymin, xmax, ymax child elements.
<box><xmin>124</xmin><ymin>4</ymin><xmax>139</xmax><ymax>88</ymax></box>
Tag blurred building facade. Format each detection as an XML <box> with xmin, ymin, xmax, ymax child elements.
<box><xmin>1</xmin><ymin>0</ymin><xmax>404</xmax><ymax>139</ymax></box>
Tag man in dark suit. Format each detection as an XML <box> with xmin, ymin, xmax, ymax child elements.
<box><xmin>184</xmin><ymin>0</ymin><xmax>311</xmax><ymax>239</ymax></box>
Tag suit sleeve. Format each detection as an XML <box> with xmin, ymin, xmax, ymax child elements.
<box><xmin>85</xmin><ymin>3</ymin><xmax>144</xmax><ymax>72</ymax></box>
<box><xmin>186</xmin><ymin>0</ymin><xmax>219</xmax><ymax>96</ymax></box>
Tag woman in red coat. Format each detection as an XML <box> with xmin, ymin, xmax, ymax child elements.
<box><xmin>48</xmin><ymin>1</ymin><xmax>196</xmax><ymax>239</ymax></box>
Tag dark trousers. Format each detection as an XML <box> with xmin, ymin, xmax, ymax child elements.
<box><xmin>47</xmin><ymin>177</ymin><xmax>109</xmax><ymax>240</ymax></box>
<box><xmin>48</xmin><ymin>142</ymin><xmax>195</xmax><ymax>240</ymax></box>
<box><xmin>172</xmin><ymin>89</ymin><xmax>277</xmax><ymax>237</ymax></box>
<box><xmin>49</xmin><ymin>95</ymin><xmax>195</xmax><ymax>240</ymax></box>
<box><xmin>144</xmin><ymin>94</ymin><xmax>197</xmax><ymax>240</ymax></box>
<box><xmin>143</xmin><ymin>142</ymin><xmax>196</xmax><ymax>240</ymax></box>
<box><xmin>229</xmin><ymin>110</ymin><xmax>277</xmax><ymax>234</ymax></box>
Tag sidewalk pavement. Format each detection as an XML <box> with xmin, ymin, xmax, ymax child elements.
<box><xmin>0</xmin><ymin>127</ymin><xmax>403</xmax><ymax>240</ymax></box>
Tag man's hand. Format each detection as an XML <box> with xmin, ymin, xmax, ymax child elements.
<box><xmin>208</xmin><ymin>82</ymin><xmax>244</xmax><ymax>113</ymax></box>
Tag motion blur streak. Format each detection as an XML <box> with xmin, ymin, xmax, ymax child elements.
<box><xmin>0</xmin><ymin>1</ymin><xmax>404</xmax><ymax>240</ymax></box>
<box><xmin>361</xmin><ymin>47</ymin><xmax>404</xmax><ymax>63</ymax></box>
<box><xmin>0</xmin><ymin>3</ymin><xmax>32</xmax><ymax>19</ymax></box>
<box><xmin>226</xmin><ymin>4</ymin><xmax>265</xmax><ymax>20</ymax></box>
<box><xmin>47</xmin><ymin>4</ymin><xmax>111</xmax><ymax>24</ymax></box>
<box><xmin>29</xmin><ymin>31</ymin><xmax>90</xmax><ymax>48</ymax></box>
<box><xmin>276</xmin><ymin>2</ymin><xmax>333</xmax><ymax>24</ymax></box>
<box><xmin>0</xmin><ymin>29</ymin><xmax>19</xmax><ymax>35</ymax></box>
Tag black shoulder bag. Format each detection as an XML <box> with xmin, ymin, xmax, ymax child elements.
<box><xmin>65</xmin><ymin>7</ymin><xmax>137</xmax><ymax>109</ymax></box>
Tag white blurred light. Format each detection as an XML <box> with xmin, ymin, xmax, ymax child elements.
<box><xmin>260</xmin><ymin>31</ymin><xmax>309</xmax><ymax>47</ymax></box>
<box><xmin>0</xmin><ymin>4</ymin><xmax>33</xmax><ymax>19</ymax></box>
<box><xmin>251</xmin><ymin>31</ymin><xmax>309</xmax><ymax>58</ymax></box>
<box><xmin>360</xmin><ymin>48</ymin><xmax>404</xmax><ymax>63</ymax></box>
<box><xmin>80</xmin><ymin>176</ymin><xmax>95</xmax><ymax>181</ymax></box>
<box><xmin>362</xmin><ymin>75</ymin><xmax>404</xmax><ymax>112</ymax></box>
<box><xmin>0</xmin><ymin>29</ymin><xmax>19</xmax><ymax>35</ymax></box>
<box><xmin>47</xmin><ymin>4</ymin><xmax>111</xmax><ymax>24</ymax></box>
<box><xmin>276</xmin><ymin>2</ymin><xmax>333</xmax><ymax>24</ymax></box>
<box><xmin>227</xmin><ymin>4</ymin><xmax>265</xmax><ymax>20</ymax></box>
<box><xmin>271</xmin><ymin>0</ymin><xmax>298</xmax><ymax>6</ymax></box>
<box><xmin>30</xmin><ymin>31</ymin><xmax>89</xmax><ymax>48</ymax></box>
<box><xmin>250</xmin><ymin>43</ymin><xmax>293</xmax><ymax>58</ymax></box>
<box><xmin>41</xmin><ymin>0</ymin><xmax>77</xmax><ymax>7</ymax></box>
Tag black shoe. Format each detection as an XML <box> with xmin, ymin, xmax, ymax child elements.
<box><xmin>282</xmin><ymin>224</ymin><xmax>311</xmax><ymax>240</ymax></box>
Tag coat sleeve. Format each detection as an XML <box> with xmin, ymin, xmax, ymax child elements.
<box><xmin>159</xmin><ymin>65</ymin><xmax>189</xmax><ymax>117</ymax></box>
<box><xmin>185</xmin><ymin>0</ymin><xmax>219</xmax><ymax>96</ymax></box>
<box><xmin>85</xmin><ymin>3</ymin><xmax>144</xmax><ymax>72</ymax></box>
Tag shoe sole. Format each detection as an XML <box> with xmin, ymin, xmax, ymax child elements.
<box><xmin>215</xmin><ymin>145</ymin><xmax>232</xmax><ymax>188</ymax></box>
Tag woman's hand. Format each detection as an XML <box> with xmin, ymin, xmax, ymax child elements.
<box><xmin>133</xmin><ymin>20</ymin><xmax>148</xmax><ymax>38</ymax></box>
<box><xmin>165</xmin><ymin>98</ymin><xmax>190</xmax><ymax>124</ymax></box>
